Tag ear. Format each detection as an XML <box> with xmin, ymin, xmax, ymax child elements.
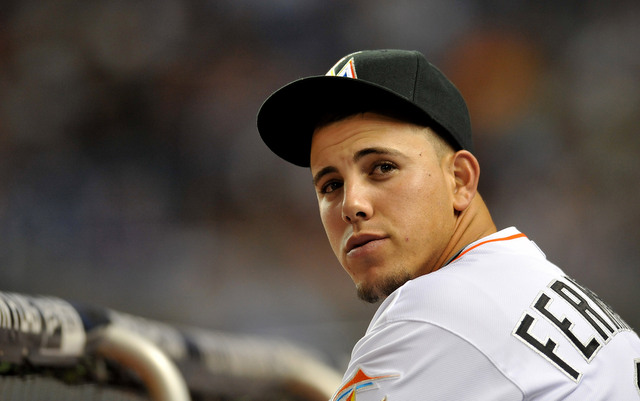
<box><xmin>450</xmin><ymin>150</ymin><xmax>480</xmax><ymax>212</ymax></box>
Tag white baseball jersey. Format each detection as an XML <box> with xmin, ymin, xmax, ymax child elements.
<box><xmin>331</xmin><ymin>227</ymin><xmax>640</xmax><ymax>401</ymax></box>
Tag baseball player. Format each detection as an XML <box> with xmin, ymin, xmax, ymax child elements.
<box><xmin>257</xmin><ymin>49</ymin><xmax>640</xmax><ymax>400</ymax></box>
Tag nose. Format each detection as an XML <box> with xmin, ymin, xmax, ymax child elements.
<box><xmin>341</xmin><ymin>181</ymin><xmax>373</xmax><ymax>224</ymax></box>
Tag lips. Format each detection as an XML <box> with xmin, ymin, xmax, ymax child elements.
<box><xmin>346</xmin><ymin>233</ymin><xmax>387</xmax><ymax>255</ymax></box>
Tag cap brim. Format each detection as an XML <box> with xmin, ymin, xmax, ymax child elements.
<box><xmin>257</xmin><ymin>75</ymin><xmax>431</xmax><ymax>167</ymax></box>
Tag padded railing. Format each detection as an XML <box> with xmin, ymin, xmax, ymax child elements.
<box><xmin>0</xmin><ymin>291</ymin><xmax>341</xmax><ymax>401</ymax></box>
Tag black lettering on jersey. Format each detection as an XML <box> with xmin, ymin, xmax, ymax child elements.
<box><xmin>563</xmin><ymin>277</ymin><xmax>632</xmax><ymax>334</ymax></box>
<box><xmin>550</xmin><ymin>280</ymin><xmax>617</xmax><ymax>341</ymax></box>
<box><xmin>513</xmin><ymin>276</ymin><xmax>634</xmax><ymax>383</ymax></box>
<box><xmin>534</xmin><ymin>293</ymin><xmax>601</xmax><ymax>360</ymax></box>
<box><xmin>514</xmin><ymin>313</ymin><xmax>581</xmax><ymax>381</ymax></box>
<box><xmin>635</xmin><ymin>359</ymin><xmax>640</xmax><ymax>395</ymax></box>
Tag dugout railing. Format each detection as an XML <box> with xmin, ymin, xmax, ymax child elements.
<box><xmin>0</xmin><ymin>291</ymin><xmax>342</xmax><ymax>401</ymax></box>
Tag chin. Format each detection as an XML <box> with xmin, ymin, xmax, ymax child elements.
<box><xmin>355</xmin><ymin>271</ymin><xmax>413</xmax><ymax>304</ymax></box>
<box><xmin>356</xmin><ymin>283</ymin><xmax>384</xmax><ymax>303</ymax></box>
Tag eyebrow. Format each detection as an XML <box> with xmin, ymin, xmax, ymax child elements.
<box><xmin>312</xmin><ymin>147</ymin><xmax>403</xmax><ymax>187</ymax></box>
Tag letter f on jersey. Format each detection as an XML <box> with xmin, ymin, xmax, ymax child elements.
<box><xmin>332</xmin><ymin>368</ymin><xmax>398</xmax><ymax>401</ymax></box>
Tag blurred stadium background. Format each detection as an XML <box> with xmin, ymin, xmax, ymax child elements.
<box><xmin>0</xmin><ymin>0</ymin><xmax>638</xmax><ymax>390</ymax></box>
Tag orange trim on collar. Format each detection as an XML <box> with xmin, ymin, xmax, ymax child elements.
<box><xmin>451</xmin><ymin>233</ymin><xmax>527</xmax><ymax>263</ymax></box>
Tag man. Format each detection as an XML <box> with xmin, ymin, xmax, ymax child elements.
<box><xmin>257</xmin><ymin>49</ymin><xmax>640</xmax><ymax>400</ymax></box>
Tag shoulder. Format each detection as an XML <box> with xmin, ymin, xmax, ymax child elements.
<box><xmin>340</xmin><ymin>319</ymin><xmax>524</xmax><ymax>401</ymax></box>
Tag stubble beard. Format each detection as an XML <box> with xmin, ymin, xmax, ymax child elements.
<box><xmin>356</xmin><ymin>270</ymin><xmax>413</xmax><ymax>303</ymax></box>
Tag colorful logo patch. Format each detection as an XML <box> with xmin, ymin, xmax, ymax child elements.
<box><xmin>326</xmin><ymin>57</ymin><xmax>357</xmax><ymax>79</ymax></box>
<box><xmin>332</xmin><ymin>367</ymin><xmax>399</xmax><ymax>401</ymax></box>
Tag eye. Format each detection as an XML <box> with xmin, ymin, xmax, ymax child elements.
<box><xmin>371</xmin><ymin>161</ymin><xmax>397</xmax><ymax>176</ymax></box>
<box><xmin>320</xmin><ymin>180</ymin><xmax>343</xmax><ymax>194</ymax></box>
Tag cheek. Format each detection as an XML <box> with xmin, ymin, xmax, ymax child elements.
<box><xmin>387</xmin><ymin>175</ymin><xmax>452</xmax><ymax>233</ymax></box>
<box><xmin>318</xmin><ymin>202</ymin><xmax>343</xmax><ymax>251</ymax></box>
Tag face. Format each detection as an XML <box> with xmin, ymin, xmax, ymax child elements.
<box><xmin>310</xmin><ymin>113</ymin><xmax>458</xmax><ymax>303</ymax></box>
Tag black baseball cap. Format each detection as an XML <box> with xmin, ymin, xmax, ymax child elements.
<box><xmin>257</xmin><ymin>49</ymin><xmax>473</xmax><ymax>167</ymax></box>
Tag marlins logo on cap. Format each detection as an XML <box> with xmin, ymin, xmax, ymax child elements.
<box><xmin>327</xmin><ymin>57</ymin><xmax>357</xmax><ymax>78</ymax></box>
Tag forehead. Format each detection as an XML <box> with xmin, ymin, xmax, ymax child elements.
<box><xmin>310</xmin><ymin>113</ymin><xmax>432</xmax><ymax>167</ymax></box>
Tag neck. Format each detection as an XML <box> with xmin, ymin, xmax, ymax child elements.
<box><xmin>433</xmin><ymin>194</ymin><xmax>497</xmax><ymax>271</ymax></box>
